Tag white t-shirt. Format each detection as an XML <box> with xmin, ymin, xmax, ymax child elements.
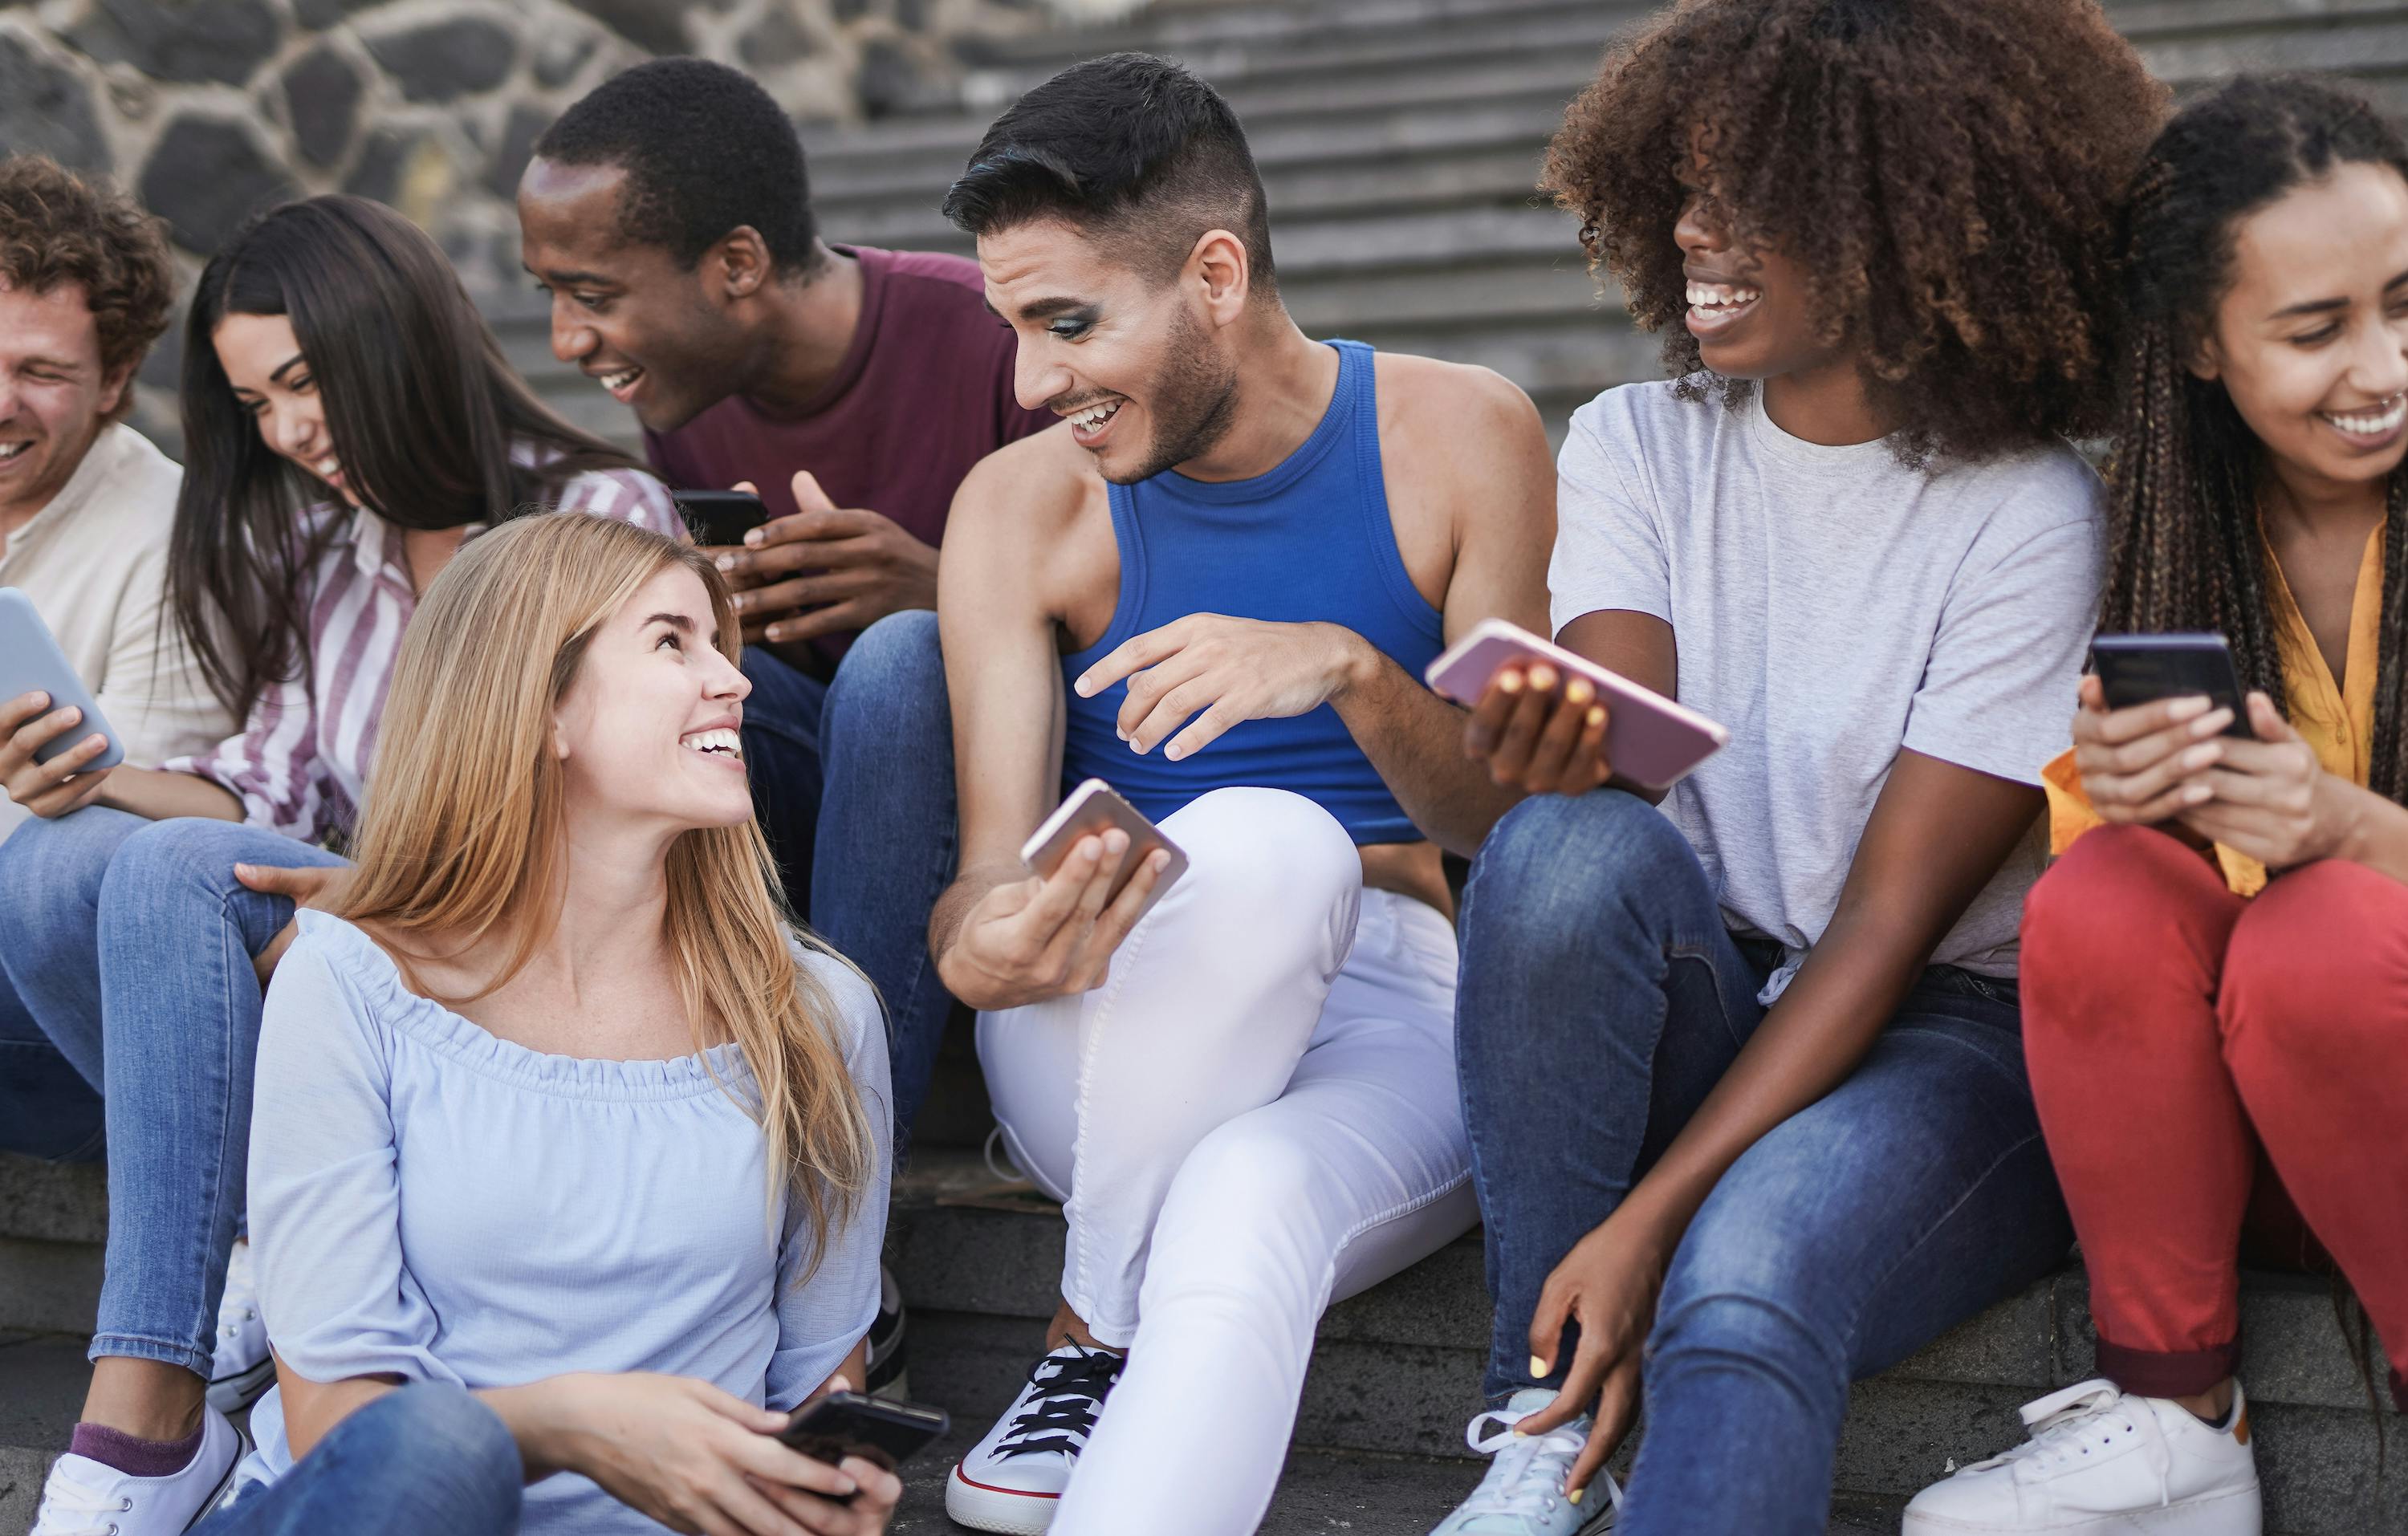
<box><xmin>1549</xmin><ymin>381</ymin><xmax>2105</xmax><ymax>991</ymax></box>
<box><xmin>0</xmin><ymin>423</ymin><xmax>231</xmax><ymax>843</ymax></box>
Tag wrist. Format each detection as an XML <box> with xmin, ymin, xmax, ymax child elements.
<box><xmin>1323</xmin><ymin>626</ymin><xmax>1381</xmax><ymax>702</ymax></box>
<box><xmin>480</xmin><ymin>1377</ymin><xmax>587</xmax><ymax>1480</ymax></box>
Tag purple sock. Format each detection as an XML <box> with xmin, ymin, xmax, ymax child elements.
<box><xmin>68</xmin><ymin>1421</ymin><xmax>202</xmax><ymax>1479</ymax></box>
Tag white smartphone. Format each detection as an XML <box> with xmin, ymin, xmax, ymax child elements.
<box><xmin>0</xmin><ymin>587</ymin><xmax>123</xmax><ymax>770</ymax></box>
<box><xmin>1425</xmin><ymin>617</ymin><xmax>1728</xmax><ymax>791</ymax></box>
<box><xmin>1019</xmin><ymin>778</ymin><xmax>1189</xmax><ymax>920</ymax></box>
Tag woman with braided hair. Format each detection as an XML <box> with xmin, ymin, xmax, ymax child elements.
<box><xmin>1906</xmin><ymin>74</ymin><xmax>2408</xmax><ymax>1536</ymax></box>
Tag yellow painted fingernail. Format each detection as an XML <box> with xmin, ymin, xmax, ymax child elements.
<box><xmin>1497</xmin><ymin>672</ymin><xmax>1523</xmax><ymax>694</ymax></box>
<box><xmin>1569</xmin><ymin>1488</ymin><xmax>1585</xmax><ymax>1506</ymax></box>
<box><xmin>1531</xmin><ymin>1355</ymin><xmax>1549</xmax><ymax>1378</ymax></box>
<box><xmin>1565</xmin><ymin>679</ymin><xmax>1594</xmax><ymax>706</ymax></box>
<box><xmin>1587</xmin><ymin>707</ymin><xmax>1605</xmax><ymax>727</ymax></box>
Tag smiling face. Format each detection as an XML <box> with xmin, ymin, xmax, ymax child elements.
<box><xmin>212</xmin><ymin>311</ymin><xmax>358</xmax><ymax>506</ymax></box>
<box><xmin>0</xmin><ymin>278</ymin><xmax>128</xmax><ymax>526</ymax></box>
<box><xmin>551</xmin><ymin>564</ymin><xmax>755</xmax><ymax>833</ymax></box>
<box><xmin>517</xmin><ymin>158</ymin><xmax>756</xmax><ymax>433</ymax></box>
<box><xmin>979</xmin><ymin>217</ymin><xmax>1240</xmax><ymax>484</ymax></box>
<box><xmin>2195</xmin><ymin>161</ymin><xmax>2408</xmax><ymax>491</ymax></box>
<box><xmin>1671</xmin><ymin>161</ymin><xmax>1840</xmax><ymax>384</ymax></box>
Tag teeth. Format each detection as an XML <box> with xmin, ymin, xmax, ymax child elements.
<box><xmin>0</xmin><ymin>442</ymin><xmax>27</xmax><ymax>460</ymax></box>
<box><xmin>600</xmin><ymin>368</ymin><xmax>642</xmax><ymax>392</ymax></box>
<box><xmin>1068</xmin><ymin>400</ymin><xmax>1121</xmax><ymax>431</ymax></box>
<box><xmin>680</xmin><ymin>727</ymin><xmax>742</xmax><ymax>757</ymax></box>
<box><xmin>316</xmin><ymin>456</ymin><xmax>340</xmax><ymax>478</ymax></box>
<box><xmin>1686</xmin><ymin>282</ymin><xmax>1763</xmax><ymax>309</ymax></box>
<box><xmin>2322</xmin><ymin>393</ymin><xmax>2408</xmax><ymax>437</ymax></box>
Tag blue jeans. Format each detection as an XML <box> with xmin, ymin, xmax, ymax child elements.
<box><xmin>0</xmin><ymin>807</ymin><xmax>347</xmax><ymax>1375</ymax></box>
<box><xmin>812</xmin><ymin>611</ymin><xmax>960</xmax><ymax>1144</ymax></box>
<box><xmin>197</xmin><ymin>1384</ymin><xmax>522</xmax><ymax>1535</ymax></box>
<box><xmin>740</xmin><ymin>646</ymin><xmax>830</xmax><ymax>920</ymax></box>
<box><xmin>0</xmin><ymin>960</ymin><xmax>102</xmax><ymax>1161</ymax></box>
<box><xmin>1456</xmin><ymin>791</ymin><xmax>2073</xmax><ymax>1536</ymax></box>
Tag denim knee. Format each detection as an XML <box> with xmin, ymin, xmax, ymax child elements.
<box><xmin>1649</xmin><ymin>1214</ymin><xmax>1850</xmax><ymax>1407</ymax></box>
<box><xmin>824</xmin><ymin>611</ymin><xmax>946</xmax><ymax>747</ymax></box>
<box><xmin>0</xmin><ymin>806</ymin><xmax>140</xmax><ymax>944</ymax></box>
<box><xmin>1466</xmin><ymin>791</ymin><xmax>1693</xmax><ymax>934</ymax></box>
<box><xmin>352</xmin><ymin>1384</ymin><xmax>523</xmax><ymax>1530</ymax></box>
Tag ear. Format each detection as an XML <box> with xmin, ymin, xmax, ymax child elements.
<box><xmin>2188</xmin><ymin>330</ymin><xmax>2224</xmax><ymax>383</ymax></box>
<box><xmin>710</xmin><ymin>226</ymin><xmax>775</xmax><ymax>302</ymax></box>
<box><xmin>96</xmin><ymin>360</ymin><xmax>136</xmax><ymax>420</ymax></box>
<box><xmin>551</xmin><ymin>713</ymin><xmax>572</xmax><ymax>762</ymax></box>
<box><xmin>1188</xmin><ymin>228</ymin><xmax>1252</xmax><ymax>328</ymax></box>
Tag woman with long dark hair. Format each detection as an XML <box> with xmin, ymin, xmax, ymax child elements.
<box><xmin>0</xmin><ymin>195</ymin><xmax>679</xmax><ymax>1536</ymax></box>
<box><xmin>1906</xmin><ymin>75</ymin><xmax>2408</xmax><ymax>1536</ymax></box>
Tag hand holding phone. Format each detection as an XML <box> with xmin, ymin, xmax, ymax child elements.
<box><xmin>1426</xmin><ymin>619</ymin><xmax>1727</xmax><ymax>794</ymax></box>
<box><xmin>0</xmin><ymin>588</ymin><xmax>123</xmax><ymax>819</ymax></box>
<box><xmin>674</xmin><ymin>489</ymin><xmax>771</xmax><ymax>550</ymax></box>
<box><xmin>777</xmin><ymin>1390</ymin><xmax>950</xmax><ymax>1477</ymax></box>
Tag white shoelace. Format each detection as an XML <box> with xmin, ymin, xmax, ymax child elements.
<box><xmin>1968</xmin><ymin>1380</ymin><xmax>2174</xmax><ymax>1521</ymax></box>
<box><xmin>33</xmin><ymin>1469</ymin><xmax>130</xmax><ymax>1536</ymax></box>
<box><xmin>1457</xmin><ymin>1402</ymin><xmax>1625</xmax><ymax>1523</ymax></box>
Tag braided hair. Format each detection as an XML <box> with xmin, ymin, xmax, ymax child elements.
<box><xmin>2105</xmin><ymin>75</ymin><xmax>2408</xmax><ymax>802</ymax></box>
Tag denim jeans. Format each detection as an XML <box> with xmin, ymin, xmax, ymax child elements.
<box><xmin>0</xmin><ymin>807</ymin><xmax>347</xmax><ymax>1375</ymax></box>
<box><xmin>0</xmin><ymin>961</ymin><xmax>102</xmax><ymax>1161</ymax></box>
<box><xmin>1456</xmin><ymin>790</ymin><xmax>2073</xmax><ymax>1536</ymax></box>
<box><xmin>811</xmin><ymin>610</ymin><xmax>961</xmax><ymax>1144</ymax></box>
<box><xmin>199</xmin><ymin>1384</ymin><xmax>522</xmax><ymax>1536</ymax></box>
<box><xmin>740</xmin><ymin>645</ymin><xmax>829</xmax><ymax>921</ymax></box>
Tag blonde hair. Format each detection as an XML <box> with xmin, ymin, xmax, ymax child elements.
<box><xmin>334</xmin><ymin>512</ymin><xmax>875</xmax><ymax>1267</ymax></box>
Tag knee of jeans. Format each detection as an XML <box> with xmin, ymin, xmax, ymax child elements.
<box><xmin>1462</xmin><ymin>790</ymin><xmax>1686</xmax><ymax>956</ymax></box>
<box><xmin>1648</xmin><ymin>1254</ymin><xmax>1845</xmax><ymax>1396</ymax></box>
<box><xmin>825</xmin><ymin>611</ymin><xmax>946</xmax><ymax>742</ymax></box>
<box><xmin>99</xmin><ymin>817</ymin><xmax>263</xmax><ymax>916</ymax></box>
<box><xmin>364</xmin><ymin>1384</ymin><xmax>523</xmax><ymax>1522</ymax></box>
<box><xmin>1157</xmin><ymin>788</ymin><xmax>1360</xmax><ymax>958</ymax></box>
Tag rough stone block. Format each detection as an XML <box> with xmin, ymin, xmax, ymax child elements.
<box><xmin>0</xmin><ymin>32</ymin><xmax>110</xmax><ymax>173</ymax></box>
<box><xmin>65</xmin><ymin>0</ymin><xmax>281</xmax><ymax>87</ymax></box>
<box><xmin>0</xmin><ymin>1239</ymin><xmax>100</xmax><ymax>1337</ymax></box>
<box><xmin>140</xmin><ymin>113</ymin><xmax>299</xmax><ymax>252</ymax></box>
<box><xmin>364</xmin><ymin>16</ymin><xmax>517</xmax><ymax>105</ymax></box>
<box><xmin>281</xmin><ymin>43</ymin><xmax>364</xmax><ymax>170</ymax></box>
<box><xmin>556</xmin><ymin>0</ymin><xmax>691</xmax><ymax>57</ymax></box>
<box><xmin>0</xmin><ymin>1156</ymin><xmax>105</xmax><ymax>1247</ymax></box>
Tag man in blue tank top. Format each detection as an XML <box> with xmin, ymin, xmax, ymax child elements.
<box><xmin>879</xmin><ymin>52</ymin><xmax>1558</xmax><ymax>1536</ymax></box>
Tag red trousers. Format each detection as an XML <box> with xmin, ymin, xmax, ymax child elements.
<box><xmin>2021</xmin><ymin>826</ymin><xmax>2408</xmax><ymax>1406</ymax></box>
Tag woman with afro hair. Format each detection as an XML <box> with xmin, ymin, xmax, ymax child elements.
<box><xmin>1907</xmin><ymin>74</ymin><xmax>2408</xmax><ymax>1536</ymax></box>
<box><xmin>1426</xmin><ymin>3</ymin><xmax>2163</xmax><ymax>1534</ymax></box>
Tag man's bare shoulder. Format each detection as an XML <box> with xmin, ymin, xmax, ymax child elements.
<box><xmin>1371</xmin><ymin>351</ymin><xmax>1545</xmax><ymax>449</ymax></box>
<box><xmin>949</xmin><ymin>422</ymin><xmax>1104</xmax><ymax>550</ymax></box>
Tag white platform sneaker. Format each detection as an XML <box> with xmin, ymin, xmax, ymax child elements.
<box><xmin>1426</xmin><ymin>1388</ymin><xmax>1621</xmax><ymax>1536</ymax></box>
<box><xmin>205</xmin><ymin>1237</ymin><xmax>274</xmax><ymax>1414</ymax></box>
<box><xmin>945</xmin><ymin>1342</ymin><xmax>1125</xmax><ymax>1534</ymax></box>
<box><xmin>31</xmin><ymin>1407</ymin><xmax>245</xmax><ymax>1536</ymax></box>
<box><xmin>1903</xmin><ymin>1379</ymin><xmax>2260</xmax><ymax>1535</ymax></box>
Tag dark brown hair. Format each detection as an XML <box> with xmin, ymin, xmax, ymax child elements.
<box><xmin>0</xmin><ymin>156</ymin><xmax>175</xmax><ymax>416</ymax></box>
<box><xmin>2103</xmin><ymin>74</ymin><xmax>2408</xmax><ymax>804</ymax></box>
<box><xmin>1540</xmin><ymin>0</ymin><xmax>2165</xmax><ymax>464</ymax></box>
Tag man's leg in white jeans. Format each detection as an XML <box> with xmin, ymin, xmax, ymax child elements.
<box><xmin>955</xmin><ymin>786</ymin><xmax>1473</xmax><ymax>1534</ymax></box>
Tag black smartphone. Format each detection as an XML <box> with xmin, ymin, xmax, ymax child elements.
<box><xmin>674</xmin><ymin>489</ymin><xmax>771</xmax><ymax>548</ymax></box>
<box><xmin>2089</xmin><ymin>633</ymin><xmax>2255</xmax><ymax>739</ymax></box>
<box><xmin>777</xmin><ymin>1391</ymin><xmax>950</xmax><ymax>1479</ymax></box>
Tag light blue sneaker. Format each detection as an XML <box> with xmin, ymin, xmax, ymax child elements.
<box><xmin>1427</xmin><ymin>1388</ymin><xmax>1624</xmax><ymax>1535</ymax></box>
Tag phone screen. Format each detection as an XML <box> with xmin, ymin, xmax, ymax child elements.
<box><xmin>674</xmin><ymin>490</ymin><xmax>770</xmax><ymax>549</ymax></box>
<box><xmin>2089</xmin><ymin>635</ymin><xmax>2255</xmax><ymax>739</ymax></box>
<box><xmin>778</xmin><ymin>1392</ymin><xmax>950</xmax><ymax>1473</ymax></box>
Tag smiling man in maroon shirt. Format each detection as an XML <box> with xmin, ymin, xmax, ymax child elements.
<box><xmin>519</xmin><ymin>58</ymin><xmax>1054</xmax><ymax>676</ymax></box>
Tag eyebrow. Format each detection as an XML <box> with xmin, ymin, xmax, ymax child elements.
<box><xmin>2271</xmin><ymin>267</ymin><xmax>2408</xmax><ymax>320</ymax></box>
<box><xmin>984</xmin><ymin>295</ymin><xmax>1095</xmax><ymax>324</ymax></box>
<box><xmin>269</xmin><ymin>353</ymin><xmax>307</xmax><ymax>385</ymax></box>
<box><xmin>644</xmin><ymin>612</ymin><xmax>695</xmax><ymax>632</ymax></box>
<box><xmin>522</xmin><ymin>262</ymin><xmax>616</xmax><ymax>287</ymax></box>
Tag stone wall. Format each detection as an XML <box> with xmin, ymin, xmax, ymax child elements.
<box><xmin>0</xmin><ymin>0</ymin><xmax>1047</xmax><ymax>288</ymax></box>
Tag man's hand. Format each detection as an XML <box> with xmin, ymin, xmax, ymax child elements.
<box><xmin>708</xmin><ymin>473</ymin><xmax>938</xmax><ymax>648</ymax></box>
<box><xmin>1</xmin><ymin>692</ymin><xmax>116</xmax><ymax>819</ymax></box>
<box><xmin>1076</xmin><ymin>616</ymin><xmax>1375</xmax><ymax>763</ymax></box>
<box><xmin>2068</xmin><ymin>675</ymin><xmax>2233</xmax><ymax>826</ymax></box>
<box><xmin>240</xmin><ymin>863</ymin><xmax>349</xmax><ymax>987</ymax></box>
<box><xmin>1463</xmin><ymin>662</ymin><xmax>1610</xmax><ymax>796</ymax></box>
<box><xmin>1511</xmin><ymin>1206</ymin><xmax>1675</xmax><ymax>1498</ymax></box>
<box><xmin>2177</xmin><ymin>692</ymin><xmax>2360</xmax><ymax>870</ymax></box>
<box><xmin>937</xmin><ymin>831</ymin><xmax>1173</xmax><ymax>1012</ymax></box>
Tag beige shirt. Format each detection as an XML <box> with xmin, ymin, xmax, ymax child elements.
<box><xmin>0</xmin><ymin>423</ymin><xmax>233</xmax><ymax>842</ymax></box>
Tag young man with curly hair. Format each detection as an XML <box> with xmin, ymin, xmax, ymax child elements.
<box><xmin>0</xmin><ymin>156</ymin><xmax>230</xmax><ymax>1157</ymax></box>
<box><xmin>1423</xmin><ymin>5</ymin><xmax>2166</xmax><ymax>1534</ymax></box>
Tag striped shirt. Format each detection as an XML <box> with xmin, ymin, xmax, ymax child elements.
<box><xmin>164</xmin><ymin>464</ymin><xmax>679</xmax><ymax>843</ymax></box>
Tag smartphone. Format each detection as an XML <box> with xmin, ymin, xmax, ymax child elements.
<box><xmin>0</xmin><ymin>588</ymin><xmax>123</xmax><ymax>770</ymax></box>
<box><xmin>2089</xmin><ymin>633</ymin><xmax>2255</xmax><ymax>739</ymax></box>
<box><xmin>1020</xmin><ymin>778</ymin><xmax>1189</xmax><ymax>919</ymax></box>
<box><xmin>777</xmin><ymin>1391</ymin><xmax>950</xmax><ymax>1482</ymax></box>
<box><xmin>674</xmin><ymin>489</ymin><xmax>771</xmax><ymax>548</ymax></box>
<box><xmin>1424</xmin><ymin>617</ymin><xmax>1729</xmax><ymax>791</ymax></box>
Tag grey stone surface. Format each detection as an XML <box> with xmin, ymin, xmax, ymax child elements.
<box><xmin>530</xmin><ymin>26</ymin><xmax>600</xmax><ymax>88</ymax></box>
<box><xmin>486</xmin><ymin>101</ymin><xmax>551</xmax><ymax>200</ymax></box>
<box><xmin>742</xmin><ymin>6</ymin><xmax>820</xmax><ymax>69</ymax></box>
<box><xmin>0</xmin><ymin>1445</ymin><xmax>47</xmax><ymax>1536</ymax></box>
<box><xmin>281</xmin><ymin>43</ymin><xmax>366</xmax><ymax>170</ymax></box>
<box><xmin>0</xmin><ymin>1156</ymin><xmax>105</xmax><ymax>1247</ymax></box>
<box><xmin>0</xmin><ymin>32</ymin><xmax>109</xmax><ymax>172</ymax></box>
<box><xmin>363</xmin><ymin>16</ymin><xmax>517</xmax><ymax>105</ymax></box>
<box><xmin>557</xmin><ymin>0</ymin><xmax>693</xmax><ymax>56</ymax></box>
<box><xmin>140</xmin><ymin>113</ymin><xmax>299</xmax><ymax>250</ymax></box>
<box><xmin>64</xmin><ymin>0</ymin><xmax>281</xmax><ymax>86</ymax></box>
<box><xmin>291</xmin><ymin>0</ymin><xmax>379</xmax><ymax>30</ymax></box>
<box><xmin>0</xmin><ymin>1240</ymin><xmax>100</xmax><ymax>1337</ymax></box>
<box><xmin>343</xmin><ymin>124</ymin><xmax>437</xmax><ymax>206</ymax></box>
<box><xmin>854</xmin><ymin>36</ymin><xmax>929</xmax><ymax>116</ymax></box>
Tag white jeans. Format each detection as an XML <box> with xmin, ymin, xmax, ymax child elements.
<box><xmin>978</xmin><ymin>786</ymin><xmax>1478</xmax><ymax>1536</ymax></box>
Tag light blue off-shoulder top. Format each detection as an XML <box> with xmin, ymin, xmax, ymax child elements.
<box><xmin>239</xmin><ymin>910</ymin><xmax>893</xmax><ymax>1534</ymax></box>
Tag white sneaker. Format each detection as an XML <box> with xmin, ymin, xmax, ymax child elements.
<box><xmin>1426</xmin><ymin>1389</ymin><xmax>1621</xmax><ymax>1535</ymax></box>
<box><xmin>1903</xmin><ymin>1379</ymin><xmax>2260</xmax><ymax>1534</ymax></box>
<box><xmin>205</xmin><ymin>1237</ymin><xmax>274</xmax><ymax>1414</ymax></box>
<box><xmin>945</xmin><ymin>1343</ymin><xmax>1125</xmax><ymax>1534</ymax></box>
<box><xmin>31</xmin><ymin>1407</ymin><xmax>245</xmax><ymax>1536</ymax></box>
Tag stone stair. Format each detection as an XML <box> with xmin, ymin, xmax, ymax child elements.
<box><xmin>486</xmin><ymin>0</ymin><xmax>2408</xmax><ymax>453</ymax></box>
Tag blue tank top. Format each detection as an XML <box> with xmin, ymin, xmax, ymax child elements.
<box><xmin>1060</xmin><ymin>339</ymin><xmax>1443</xmax><ymax>845</ymax></box>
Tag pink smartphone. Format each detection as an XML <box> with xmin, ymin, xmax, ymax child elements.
<box><xmin>1425</xmin><ymin>618</ymin><xmax>1729</xmax><ymax>791</ymax></box>
<box><xmin>1019</xmin><ymin>778</ymin><xmax>1189</xmax><ymax>918</ymax></box>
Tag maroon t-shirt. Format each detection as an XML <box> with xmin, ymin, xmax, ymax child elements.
<box><xmin>645</xmin><ymin>244</ymin><xmax>1056</xmax><ymax>660</ymax></box>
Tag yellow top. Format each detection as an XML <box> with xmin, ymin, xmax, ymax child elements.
<box><xmin>2041</xmin><ymin>524</ymin><xmax>2382</xmax><ymax>896</ymax></box>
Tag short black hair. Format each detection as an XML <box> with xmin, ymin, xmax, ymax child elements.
<box><xmin>942</xmin><ymin>53</ymin><xmax>1274</xmax><ymax>291</ymax></box>
<box><xmin>534</xmin><ymin>58</ymin><xmax>820</xmax><ymax>274</ymax></box>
